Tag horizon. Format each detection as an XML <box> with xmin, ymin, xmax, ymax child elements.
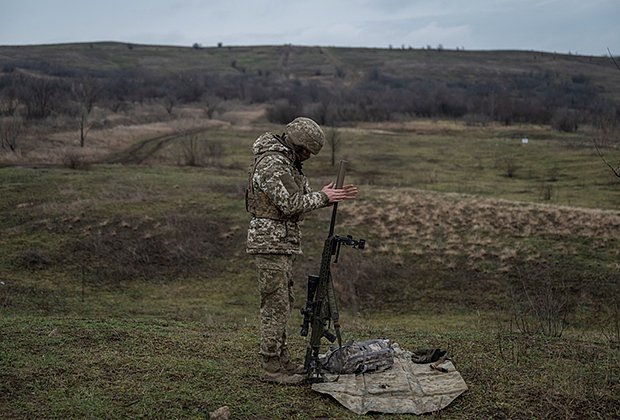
<box><xmin>0</xmin><ymin>1</ymin><xmax>618</xmax><ymax>57</ymax></box>
<box><xmin>0</xmin><ymin>40</ymin><xmax>613</xmax><ymax>58</ymax></box>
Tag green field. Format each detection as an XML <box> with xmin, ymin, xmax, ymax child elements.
<box><xmin>1</xmin><ymin>122</ymin><xmax>619</xmax><ymax>418</ymax></box>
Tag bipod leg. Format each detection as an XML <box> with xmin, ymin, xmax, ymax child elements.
<box><xmin>305</xmin><ymin>351</ymin><xmax>326</xmax><ymax>383</ymax></box>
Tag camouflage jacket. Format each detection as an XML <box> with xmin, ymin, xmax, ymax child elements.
<box><xmin>246</xmin><ymin>132</ymin><xmax>329</xmax><ymax>255</ymax></box>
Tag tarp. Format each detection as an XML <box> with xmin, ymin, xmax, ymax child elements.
<box><xmin>311</xmin><ymin>344</ymin><xmax>468</xmax><ymax>415</ymax></box>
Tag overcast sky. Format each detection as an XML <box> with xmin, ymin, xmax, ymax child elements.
<box><xmin>0</xmin><ymin>0</ymin><xmax>618</xmax><ymax>55</ymax></box>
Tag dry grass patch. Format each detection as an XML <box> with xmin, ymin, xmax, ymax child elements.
<box><xmin>343</xmin><ymin>188</ymin><xmax>620</xmax><ymax>271</ymax></box>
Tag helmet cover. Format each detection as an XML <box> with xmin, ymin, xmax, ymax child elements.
<box><xmin>285</xmin><ymin>117</ymin><xmax>325</xmax><ymax>155</ymax></box>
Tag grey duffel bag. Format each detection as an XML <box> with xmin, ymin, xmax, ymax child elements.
<box><xmin>320</xmin><ymin>339</ymin><xmax>395</xmax><ymax>374</ymax></box>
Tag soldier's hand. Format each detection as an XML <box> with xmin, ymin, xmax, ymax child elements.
<box><xmin>322</xmin><ymin>182</ymin><xmax>358</xmax><ymax>203</ymax></box>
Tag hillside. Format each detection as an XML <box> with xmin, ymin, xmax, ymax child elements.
<box><xmin>1</xmin><ymin>42</ymin><xmax>618</xmax><ymax>89</ymax></box>
<box><xmin>1</xmin><ymin>42</ymin><xmax>619</xmax><ymax>130</ymax></box>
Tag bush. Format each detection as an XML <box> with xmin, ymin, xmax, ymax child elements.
<box><xmin>179</xmin><ymin>135</ymin><xmax>224</xmax><ymax>167</ymax></box>
<box><xmin>496</xmin><ymin>156</ymin><xmax>520</xmax><ymax>178</ymax></box>
<box><xmin>538</xmin><ymin>182</ymin><xmax>554</xmax><ymax>201</ymax></box>
<box><xmin>551</xmin><ymin>108</ymin><xmax>579</xmax><ymax>132</ymax></box>
<box><xmin>509</xmin><ymin>263</ymin><xmax>574</xmax><ymax>337</ymax></box>
<box><xmin>12</xmin><ymin>249</ymin><xmax>51</xmax><ymax>270</ymax></box>
<box><xmin>62</xmin><ymin>152</ymin><xmax>90</xmax><ymax>170</ymax></box>
<box><xmin>180</xmin><ymin>136</ymin><xmax>204</xmax><ymax>167</ymax></box>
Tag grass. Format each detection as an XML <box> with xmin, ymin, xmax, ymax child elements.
<box><xmin>2</xmin><ymin>312</ymin><xmax>618</xmax><ymax>418</ymax></box>
<box><xmin>1</xmin><ymin>120</ymin><xmax>619</xmax><ymax>418</ymax></box>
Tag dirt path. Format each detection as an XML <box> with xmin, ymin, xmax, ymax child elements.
<box><xmin>101</xmin><ymin>127</ymin><xmax>206</xmax><ymax>164</ymax></box>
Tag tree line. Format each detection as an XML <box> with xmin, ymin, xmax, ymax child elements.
<box><xmin>1</xmin><ymin>57</ymin><xmax>618</xmax><ymax>151</ymax></box>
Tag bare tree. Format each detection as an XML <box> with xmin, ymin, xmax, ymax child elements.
<box><xmin>0</xmin><ymin>85</ymin><xmax>19</xmax><ymax>116</ymax></box>
<box><xmin>203</xmin><ymin>95</ymin><xmax>221</xmax><ymax>119</ymax></box>
<box><xmin>72</xmin><ymin>78</ymin><xmax>100</xmax><ymax>115</ymax></box>
<box><xmin>163</xmin><ymin>94</ymin><xmax>178</xmax><ymax>115</ymax></box>
<box><xmin>78</xmin><ymin>113</ymin><xmax>92</xmax><ymax>148</ymax></box>
<box><xmin>18</xmin><ymin>75</ymin><xmax>58</xmax><ymax>119</ymax></box>
<box><xmin>72</xmin><ymin>78</ymin><xmax>101</xmax><ymax>147</ymax></box>
<box><xmin>0</xmin><ymin>116</ymin><xmax>24</xmax><ymax>152</ymax></box>
<box><xmin>593</xmin><ymin>141</ymin><xmax>620</xmax><ymax>178</ymax></box>
<box><xmin>314</xmin><ymin>97</ymin><xmax>332</xmax><ymax>125</ymax></box>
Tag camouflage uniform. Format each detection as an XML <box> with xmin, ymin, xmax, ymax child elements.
<box><xmin>246</xmin><ymin>129</ymin><xmax>328</xmax><ymax>368</ymax></box>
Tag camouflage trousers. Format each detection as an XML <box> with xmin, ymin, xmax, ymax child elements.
<box><xmin>255</xmin><ymin>254</ymin><xmax>295</xmax><ymax>359</ymax></box>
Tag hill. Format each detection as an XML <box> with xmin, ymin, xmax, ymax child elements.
<box><xmin>1</xmin><ymin>42</ymin><xmax>617</xmax><ymax>88</ymax></box>
<box><xmin>1</xmin><ymin>42</ymin><xmax>619</xmax><ymax>128</ymax></box>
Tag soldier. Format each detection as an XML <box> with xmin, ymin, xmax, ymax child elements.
<box><xmin>246</xmin><ymin>117</ymin><xmax>358</xmax><ymax>384</ymax></box>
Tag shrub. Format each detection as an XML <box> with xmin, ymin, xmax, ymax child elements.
<box><xmin>551</xmin><ymin>108</ymin><xmax>579</xmax><ymax>132</ymax></box>
<box><xmin>179</xmin><ymin>135</ymin><xmax>224</xmax><ymax>167</ymax></box>
<box><xmin>12</xmin><ymin>249</ymin><xmax>51</xmax><ymax>270</ymax></box>
<box><xmin>538</xmin><ymin>182</ymin><xmax>554</xmax><ymax>201</ymax></box>
<box><xmin>496</xmin><ymin>156</ymin><xmax>520</xmax><ymax>178</ymax></box>
<box><xmin>180</xmin><ymin>136</ymin><xmax>204</xmax><ymax>167</ymax></box>
<box><xmin>509</xmin><ymin>263</ymin><xmax>574</xmax><ymax>337</ymax></box>
<box><xmin>62</xmin><ymin>152</ymin><xmax>90</xmax><ymax>170</ymax></box>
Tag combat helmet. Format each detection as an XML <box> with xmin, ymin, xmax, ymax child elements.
<box><xmin>285</xmin><ymin>117</ymin><xmax>325</xmax><ymax>155</ymax></box>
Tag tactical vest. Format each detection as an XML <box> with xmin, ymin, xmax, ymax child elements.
<box><xmin>245</xmin><ymin>151</ymin><xmax>303</xmax><ymax>221</ymax></box>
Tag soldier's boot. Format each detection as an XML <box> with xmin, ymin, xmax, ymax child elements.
<box><xmin>280</xmin><ymin>348</ymin><xmax>306</xmax><ymax>374</ymax></box>
<box><xmin>260</xmin><ymin>356</ymin><xmax>305</xmax><ymax>385</ymax></box>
